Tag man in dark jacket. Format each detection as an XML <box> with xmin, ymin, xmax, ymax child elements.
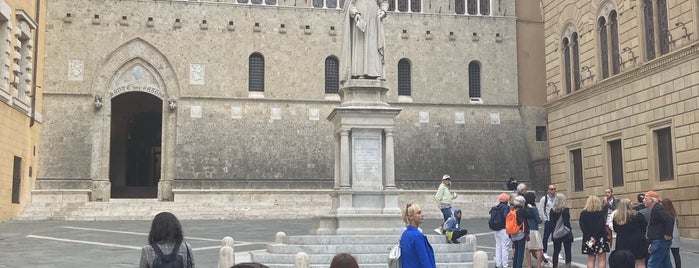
<box><xmin>643</xmin><ymin>191</ymin><xmax>674</xmax><ymax>268</ymax></box>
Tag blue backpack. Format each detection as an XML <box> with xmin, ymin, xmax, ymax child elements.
<box><xmin>488</xmin><ymin>204</ymin><xmax>506</xmax><ymax>231</ymax></box>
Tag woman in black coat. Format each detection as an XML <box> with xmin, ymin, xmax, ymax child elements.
<box><xmin>613</xmin><ymin>198</ymin><xmax>648</xmax><ymax>268</ymax></box>
<box><xmin>549</xmin><ymin>193</ymin><xmax>573</xmax><ymax>268</ymax></box>
<box><xmin>579</xmin><ymin>196</ymin><xmax>610</xmax><ymax>268</ymax></box>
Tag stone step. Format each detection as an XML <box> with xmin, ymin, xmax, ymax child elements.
<box><xmin>257</xmin><ymin>263</ymin><xmax>473</xmax><ymax>268</ymax></box>
<box><xmin>282</xmin><ymin>234</ymin><xmax>464</xmax><ymax>246</ymax></box>
<box><xmin>250</xmin><ymin>251</ymin><xmax>474</xmax><ymax>264</ymax></box>
<box><xmin>266</xmin><ymin>242</ymin><xmax>473</xmax><ymax>254</ymax></box>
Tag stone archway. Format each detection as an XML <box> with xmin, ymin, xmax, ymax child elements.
<box><xmin>89</xmin><ymin>38</ymin><xmax>181</xmax><ymax>202</ymax></box>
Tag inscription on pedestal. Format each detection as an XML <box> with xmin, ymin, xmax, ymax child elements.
<box><xmin>352</xmin><ymin>129</ymin><xmax>383</xmax><ymax>190</ymax></box>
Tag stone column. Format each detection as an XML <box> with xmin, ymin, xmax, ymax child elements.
<box><xmin>384</xmin><ymin>128</ymin><xmax>396</xmax><ymax>188</ymax></box>
<box><xmin>339</xmin><ymin>128</ymin><xmax>351</xmax><ymax>189</ymax></box>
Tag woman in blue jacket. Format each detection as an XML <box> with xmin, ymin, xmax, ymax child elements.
<box><xmin>400</xmin><ymin>203</ymin><xmax>436</xmax><ymax>268</ymax></box>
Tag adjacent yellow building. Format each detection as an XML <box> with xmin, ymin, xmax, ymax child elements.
<box><xmin>0</xmin><ymin>0</ymin><xmax>44</xmax><ymax>220</ymax></box>
<box><xmin>544</xmin><ymin>0</ymin><xmax>699</xmax><ymax>238</ymax></box>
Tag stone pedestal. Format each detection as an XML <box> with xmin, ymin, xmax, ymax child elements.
<box><xmin>312</xmin><ymin>79</ymin><xmax>403</xmax><ymax>235</ymax></box>
<box><xmin>91</xmin><ymin>180</ymin><xmax>111</xmax><ymax>201</ymax></box>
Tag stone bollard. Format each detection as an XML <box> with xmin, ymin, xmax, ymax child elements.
<box><xmin>219</xmin><ymin>246</ymin><xmax>235</xmax><ymax>268</ymax></box>
<box><xmin>464</xmin><ymin>234</ymin><xmax>477</xmax><ymax>249</ymax></box>
<box><xmin>219</xmin><ymin>236</ymin><xmax>235</xmax><ymax>268</ymax></box>
<box><xmin>472</xmin><ymin>250</ymin><xmax>488</xmax><ymax>268</ymax></box>
<box><xmin>222</xmin><ymin>236</ymin><xmax>235</xmax><ymax>247</ymax></box>
<box><xmin>275</xmin><ymin>232</ymin><xmax>287</xmax><ymax>244</ymax></box>
<box><xmin>294</xmin><ymin>252</ymin><xmax>310</xmax><ymax>268</ymax></box>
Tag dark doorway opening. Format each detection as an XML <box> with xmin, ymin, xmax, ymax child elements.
<box><xmin>110</xmin><ymin>92</ymin><xmax>162</xmax><ymax>198</ymax></box>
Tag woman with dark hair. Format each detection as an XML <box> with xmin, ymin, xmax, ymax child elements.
<box><xmin>663</xmin><ymin>198</ymin><xmax>681</xmax><ymax>268</ymax></box>
<box><xmin>612</xmin><ymin>198</ymin><xmax>648</xmax><ymax>268</ymax></box>
<box><xmin>139</xmin><ymin>212</ymin><xmax>194</xmax><ymax>268</ymax></box>
<box><xmin>608</xmin><ymin>249</ymin><xmax>635</xmax><ymax>268</ymax></box>
<box><xmin>330</xmin><ymin>253</ymin><xmax>359</xmax><ymax>268</ymax></box>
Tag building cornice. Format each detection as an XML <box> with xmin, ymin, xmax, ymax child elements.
<box><xmin>545</xmin><ymin>42</ymin><xmax>699</xmax><ymax>112</ymax></box>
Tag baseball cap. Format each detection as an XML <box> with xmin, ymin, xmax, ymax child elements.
<box><xmin>645</xmin><ymin>190</ymin><xmax>660</xmax><ymax>199</ymax></box>
<box><xmin>442</xmin><ymin>174</ymin><xmax>451</xmax><ymax>180</ymax></box>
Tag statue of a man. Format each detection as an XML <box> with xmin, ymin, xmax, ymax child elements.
<box><xmin>341</xmin><ymin>0</ymin><xmax>389</xmax><ymax>83</ymax></box>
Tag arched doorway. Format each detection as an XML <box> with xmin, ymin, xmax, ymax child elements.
<box><xmin>109</xmin><ymin>92</ymin><xmax>162</xmax><ymax>198</ymax></box>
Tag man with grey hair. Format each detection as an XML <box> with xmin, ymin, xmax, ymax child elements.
<box><xmin>643</xmin><ymin>190</ymin><xmax>674</xmax><ymax>268</ymax></box>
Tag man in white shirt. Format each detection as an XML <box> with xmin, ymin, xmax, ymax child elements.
<box><xmin>538</xmin><ymin>184</ymin><xmax>556</xmax><ymax>261</ymax></box>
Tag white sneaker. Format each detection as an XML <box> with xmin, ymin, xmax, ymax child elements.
<box><xmin>543</xmin><ymin>253</ymin><xmax>551</xmax><ymax>260</ymax></box>
<box><xmin>559</xmin><ymin>254</ymin><xmax>565</xmax><ymax>259</ymax></box>
<box><xmin>433</xmin><ymin>228</ymin><xmax>442</xmax><ymax>235</ymax></box>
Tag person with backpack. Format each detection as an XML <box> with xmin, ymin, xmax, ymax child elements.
<box><xmin>509</xmin><ymin>195</ymin><xmax>532</xmax><ymax>268</ymax></box>
<box><xmin>443</xmin><ymin>208</ymin><xmax>468</xmax><ymax>244</ymax></box>
<box><xmin>139</xmin><ymin>212</ymin><xmax>194</xmax><ymax>268</ymax></box>
<box><xmin>490</xmin><ymin>193</ymin><xmax>511</xmax><ymax>268</ymax></box>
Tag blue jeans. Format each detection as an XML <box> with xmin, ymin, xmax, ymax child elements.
<box><xmin>512</xmin><ymin>238</ymin><xmax>526</xmax><ymax>268</ymax></box>
<box><xmin>440</xmin><ymin>207</ymin><xmax>452</xmax><ymax>222</ymax></box>
<box><xmin>647</xmin><ymin>239</ymin><xmax>672</xmax><ymax>268</ymax></box>
<box><xmin>542</xmin><ymin>220</ymin><xmax>552</xmax><ymax>253</ymax></box>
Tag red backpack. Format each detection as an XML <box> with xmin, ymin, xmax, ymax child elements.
<box><xmin>505</xmin><ymin>207</ymin><xmax>524</xmax><ymax>235</ymax></box>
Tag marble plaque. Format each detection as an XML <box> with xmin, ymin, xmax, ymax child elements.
<box><xmin>189</xmin><ymin>63</ymin><xmax>205</xmax><ymax>85</ymax></box>
<box><xmin>490</xmin><ymin>112</ymin><xmax>501</xmax><ymax>124</ymax></box>
<box><xmin>231</xmin><ymin>106</ymin><xmax>242</xmax><ymax>119</ymax></box>
<box><xmin>190</xmin><ymin>105</ymin><xmax>202</xmax><ymax>118</ymax></box>
<box><xmin>419</xmin><ymin>111</ymin><xmax>429</xmax><ymax>123</ymax></box>
<box><xmin>68</xmin><ymin>59</ymin><xmax>83</xmax><ymax>81</ymax></box>
<box><xmin>351</xmin><ymin>130</ymin><xmax>382</xmax><ymax>190</ymax></box>
<box><xmin>455</xmin><ymin>111</ymin><xmax>465</xmax><ymax>124</ymax></box>
<box><xmin>271</xmin><ymin>107</ymin><xmax>281</xmax><ymax>120</ymax></box>
<box><xmin>309</xmin><ymin>108</ymin><xmax>320</xmax><ymax>121</ymax></box>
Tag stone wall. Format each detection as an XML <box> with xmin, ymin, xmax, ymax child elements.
<box><xmin>37</xmin><ymin>0</ymin><xmax>540</xmax><ymax>194</ymax></box>
<box><xmin>544</xmin><ymin>0</ymin><xmax>699</xmax><ymax>238</ymax></box>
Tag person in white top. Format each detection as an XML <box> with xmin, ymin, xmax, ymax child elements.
<box><xmin>538</xmin><ymin>184</ymin><xmax>556</xmax><ymax>261</ymax></box>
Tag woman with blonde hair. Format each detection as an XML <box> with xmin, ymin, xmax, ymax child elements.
<box><xmin>549</xmin><ymin>193</ymin><xmax>573</xmax><ymax>268</ymax></box>
<box><xmin>612</xmin><ymin>198</ymin><xmax>648</xmax><ymax>268</ymax></box>
<box><xmin>399</xmin><ymin>203</ymin><xmax>436</xmax><ymax>268</ymax></box>
<box><xmin>579</xmin><ymin>196</ymin><xmax>609</xmax><ymax>268</ymax></box>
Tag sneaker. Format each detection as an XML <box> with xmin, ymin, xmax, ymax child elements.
<box><xmin>559</xmin><ymin>254</ymin><xmax>565</xmax><ymax>260</ymax></box>
<box><xmin>543</xmin><ymin>253</ymin><xmax>551</xmax><ymax>260</ymax></box>
<box><xmin>433</xmin><ymin>228</ymin><xmax>442</xmax><ymax>235</ymax></box>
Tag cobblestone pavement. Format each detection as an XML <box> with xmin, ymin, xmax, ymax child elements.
<box><xmin>0</xmin><ymin>217</ymin><xmax>696</xmax><ymax>267</ymax></box>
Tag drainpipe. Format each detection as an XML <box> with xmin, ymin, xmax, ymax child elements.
<box><xmin>29</xmin><ymin>0</ymin><xmax>40</xmax><ymax>127</ymax></box>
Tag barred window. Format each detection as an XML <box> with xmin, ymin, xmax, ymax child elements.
<box><xmin>398</xmin><ymin>0</ymin><xmax>408</xmax><ymax>12</ymax></box>
<box><xmin>325</xmin><ymin>56</ymin><xmax>339</xmax><ymax>94</ymax></box>
<box><xmin>468</xmin><ymin>61</ymin><xmax>481</xmax><ymax>98</ymax></box>
<box><xmin>608</xmin><ymin>139</ymin><xmax>624</xmax><ymax>187</ymax></box>
<box><xmin>455</xmin><ymin>0</ymin><xmax>465</xmax><ymax>14</ymax></box>
<box><xmin>249</xmin><ymin>53</ymin><xmax>265</xmax><ymax>92</ymax></box>
<box><xmin>397</xmin><ymin>58</ymin><xmax>411</xmax><ymax>96</ymax></box>
<box><xmin>410</xmin><ymin>0</ymin><xmax>421</xmax><ymax>12</ymax></box>
<box><xmin>571</xmin><ymin>149</ymin><xmax>583</xmax><ymax>192</ymax></box>
<box><xmin>467</xmin><ymin>0</ymin><xmax>477</xmax><ymax>15</ymax></box>
<box><xmin>479</xmin><ymin>0</ymin><xmax>489</xmax><ymax>15</ymax></box>
<box><xmin>609</xmin><ymin>11</ymin><xmax>620</xmax><ymax>75</ymax></box>
<box><xmin>655</xmin><ymin>127</ymin><xmax>674</xmax><ymax>181</ymax></box>
<box><xmin>313</xmin><ymin>0</ymin><xmax>323</xmax><ymax>8</ymax></box>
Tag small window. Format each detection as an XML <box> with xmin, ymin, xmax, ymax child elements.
<box><xmin>467</xmin><ymin>0</ymin><xmax>477</xmax><ymax>15</ymax></box>
<box><xmin>655</xmin><ymin>127</ymin><xmax>674</xmax><ymax>181</ymax></box>
<box><xmin>397</xmin><ymin>58</ymin><xmax>411</xmax><ymax>96</ymax></box>
<box><xmin>397</xmin><ymin>0</ymin><xmax>408</xmax><ymax>12</ymax></box>
<box><xmin>249</xmin><ymin>53</ymin><xmax>265</xmax><ymax>92</ymax></box>
<box><xmin>468</xmin><ymin>61</ymin><xmax>481</xmax><ymax>98</ymax></box>
<box><xmin>608</xmin><ymin>139</ymin><xmax>624</xmax><ymax>187</ymax></box>
<box><xmin>313</xmin><ymin>0</ymin><xmax>323</xmax><ymax>8</ymax></box>
<box><xmin>410</xmin><ymin>0</ymin><xmax>421</xmax><ymax>12</ymax></box>
<box><xmin>535</xmin><ymin>126</ymin><xmax>547</xmax><ymax>141</ymax></box>
<box><xmin>571</xmin><ymin>149</ymin><xmax>583</xmax><ymax>192</ymax></box>
<box><xmin>12</xmin><ymin>156</ymin><xmax>21</xmax><ymax>204</ymax></box>
<box><xmin>479</xmin><ymin>0</ymin><xmax>490</xmax><ymax>15</ymax></box>
<box><xmin>455</xmin><ymin>0</ymin><xmax>465</xmax><ymax>14</ymax></box>
<box><xmin>325</xmin><ymin>56</ymin><xmax>339</xmax><ymax>94</ymax></box>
